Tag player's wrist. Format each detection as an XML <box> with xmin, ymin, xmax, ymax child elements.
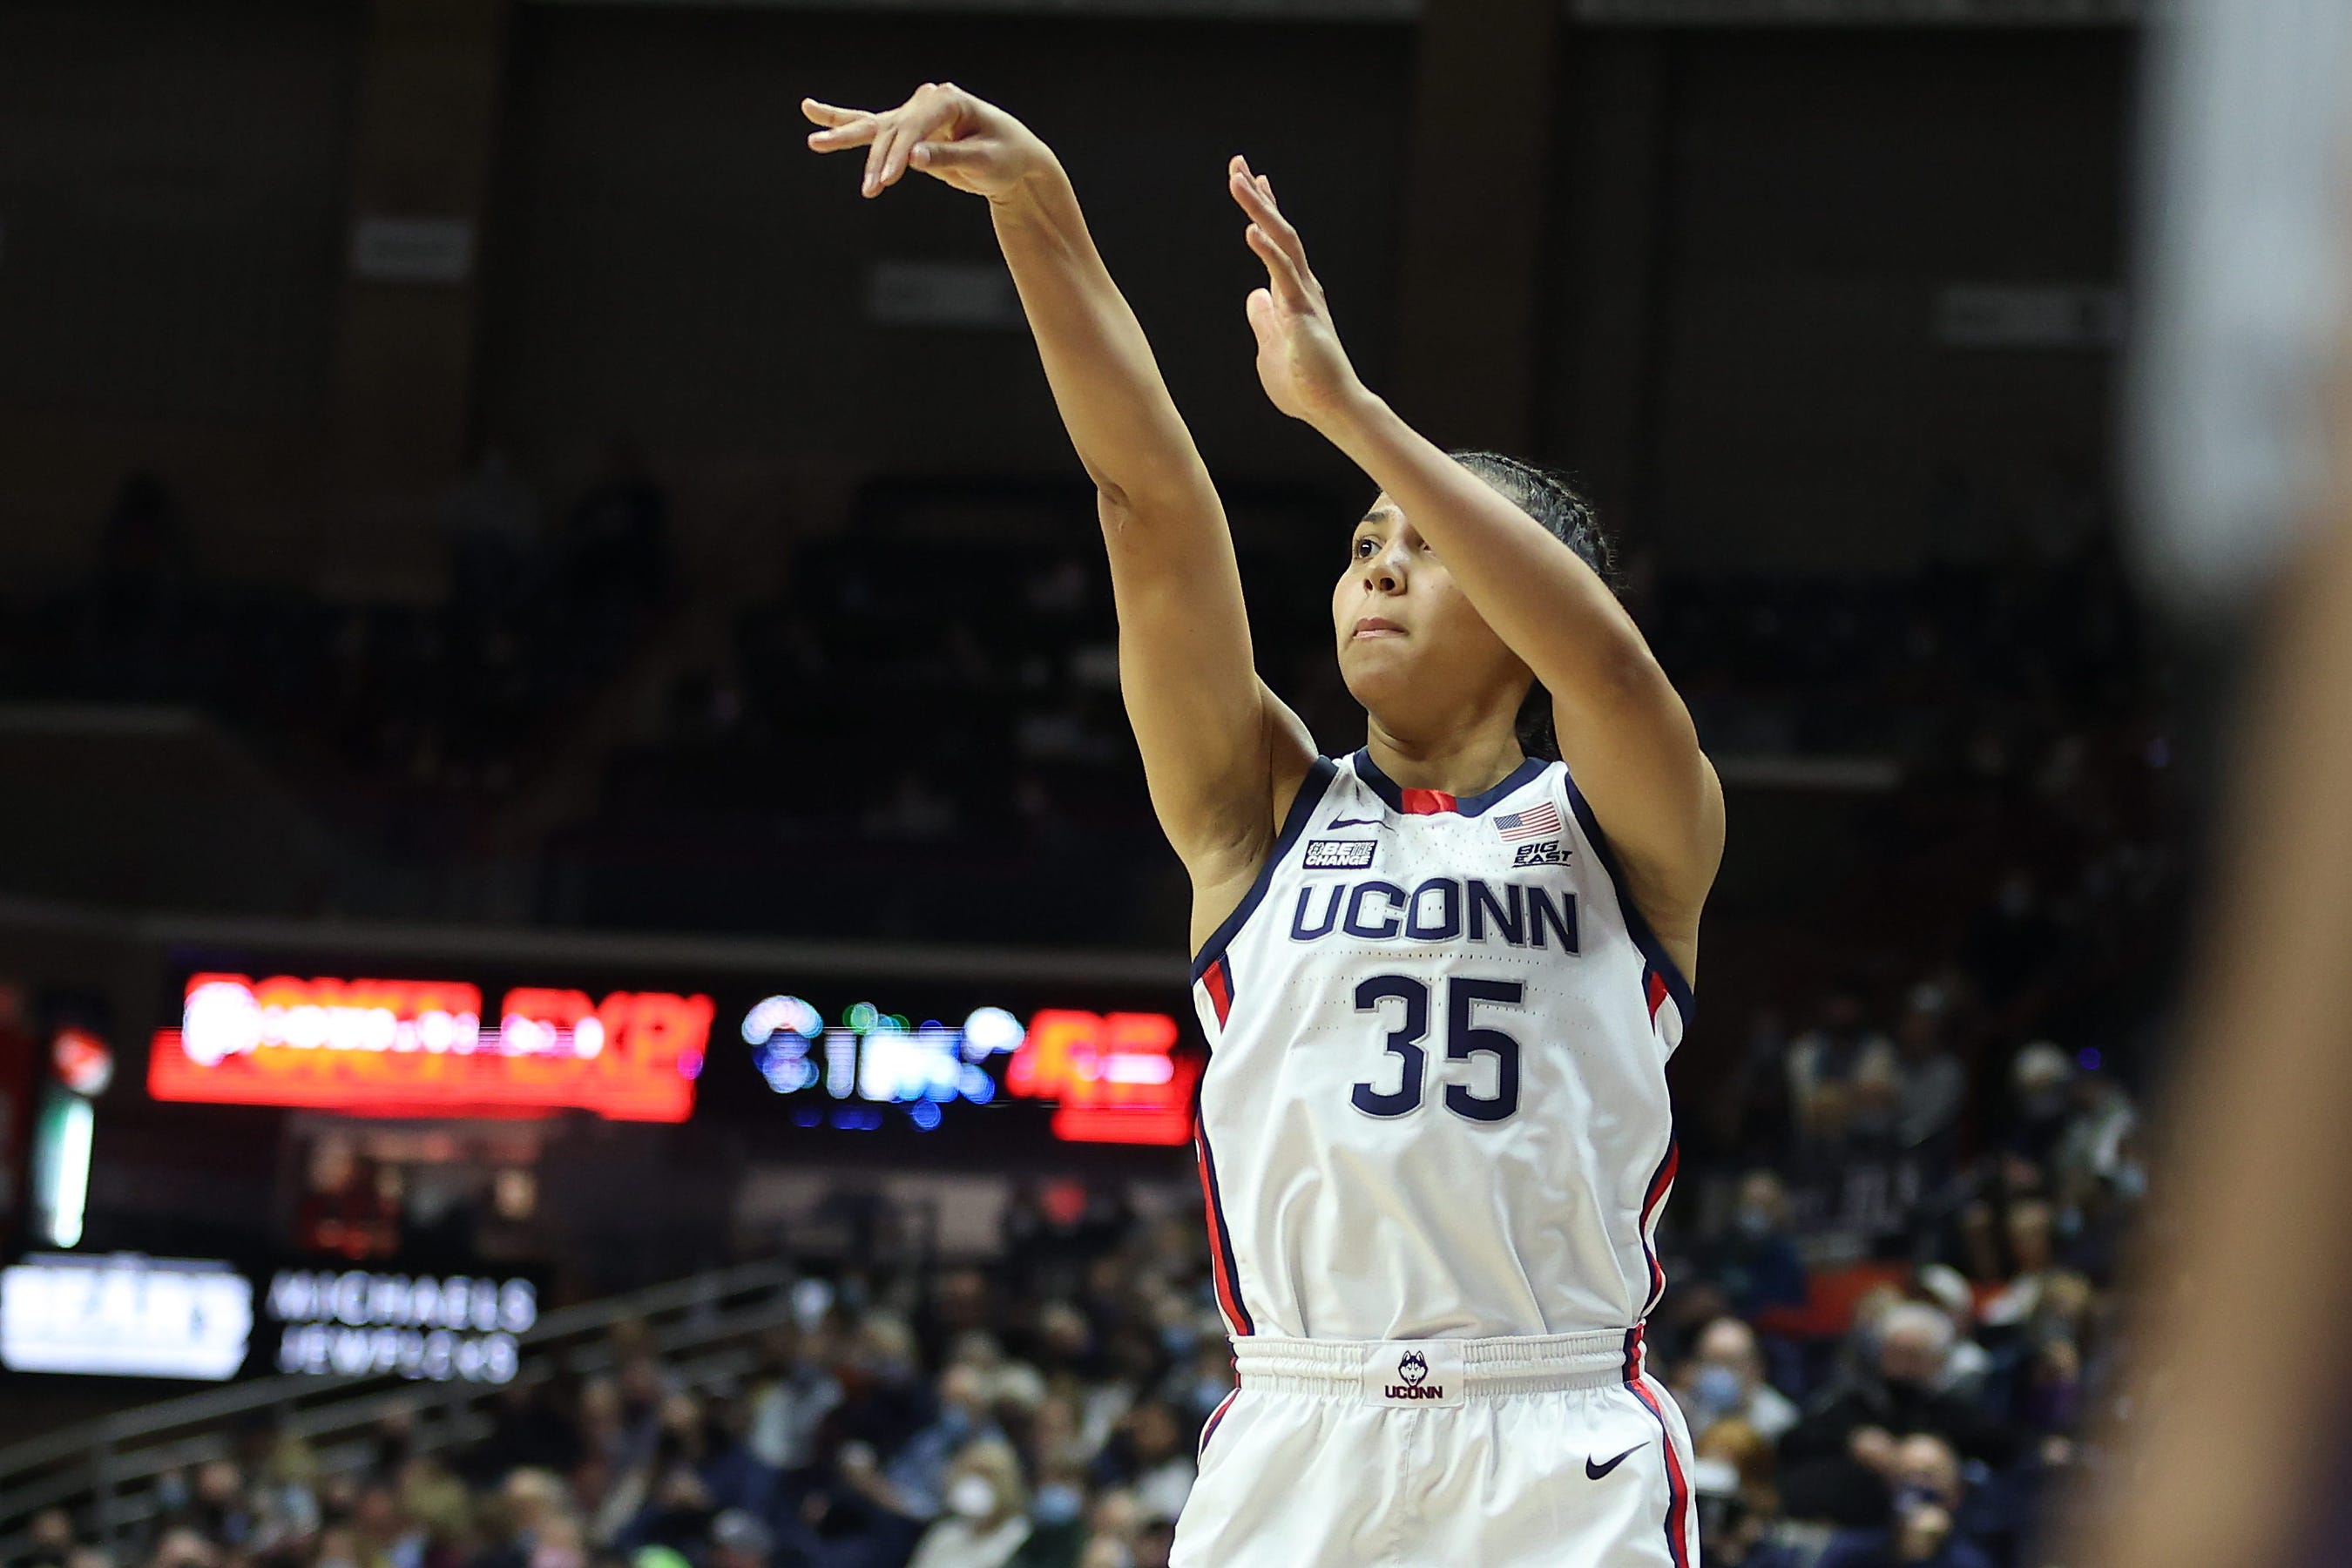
<box><xmin>983</xmin><ymin>143</ymin><xmax>1070</xmax><ymax>213</ymax></box>
<box><xmin>1309</xmin><ymin>380</ymin><xmax>1395</xmax><ymax>456</ymax></box>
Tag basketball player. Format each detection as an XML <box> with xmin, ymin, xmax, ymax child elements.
<box><xmin>806</xmin><ymin>82</ymin><xmax>1723</xmax><ymax>1567</ymax></box>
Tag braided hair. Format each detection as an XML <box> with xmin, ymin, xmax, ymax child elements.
<box><xmin>1445</xmin><ymin>451</ymin><xmax>1616</xmax><ymax>763</ymax></box>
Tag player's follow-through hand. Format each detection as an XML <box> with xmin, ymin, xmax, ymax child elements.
<box><xmin>801</xmin><ymin>83</ymin><xmax>1047</xmax><ymax>202</ymax></box>
<box><xmin>1227</xmin><ymin>154</ymin><xmax>1367</xmax><ymax>428</ymax></box>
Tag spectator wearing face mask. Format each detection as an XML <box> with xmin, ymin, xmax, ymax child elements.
<box><xmin>1706</xmin><ymin>1171</ymin><xmax>1809</xmax><ymax>1321</ymax></box>
<box><xmin>907</xmin><ymin>1441</ymin><xmax>1031</xmax><ymax>1568</ymax></box>
<box><xmin>1814</xmin><ymin>1434</ymin><xmax>1996</xmax><ymax>1568</ymax></box>
<box><xmin>884</xmin><ymin>1363</ymin><xmax>1003</xmax><ymax>1520</ymax></box>
<box><xmin>1021</xmin><ymin>1462</ymin><xmax>1094</xmax><ymax>1565</ymax></box>
<box><xmin>1779</xmin><ymin>1304</ymin><xmax>2020</xmax><ymax>1525</ymax></box>
<box><xmin>1677</xmin><ymin>1317</ymin><xmax>1800</xmax><ymax>1443</ymax></box>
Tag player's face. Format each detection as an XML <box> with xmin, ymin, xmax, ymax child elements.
<box><xmin>1334</xmin><ymin>495</ymin><xmax>1531</xmax><ymax>733</ymax></box>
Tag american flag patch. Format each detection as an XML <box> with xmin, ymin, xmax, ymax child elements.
<box><xmin>1493</xmin><ymin>801</ymin><xmax>1563</xmax><ymax>841</ymax></box>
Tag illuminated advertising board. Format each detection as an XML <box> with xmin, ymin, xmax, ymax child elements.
<box><xmin>266</xmin><ymin>1268</ymin><xmax>533</xmax><ymax>1383</ymax></box>
<box><xmin>148</xmin><ymin>975</ymin><xmax>710</xmax><ymax>1123</ymax></box>
<box><xmin>1</xmin><ymin>1253</ymin><xmax>253</xmax><ymax>1380</ymax></box>
<box><xmin>740</xmin><ymin>997</ymin><xmax>1196</xmax><ymax>1145</ymax></box>
<box><xmin>144</xmin><ymin>957</ymin><xmax>1200</xmax><ymax>1152</ymax></box>
<box><xmin>0</xmin><ymin>1254</ymin><xmax>536</xmax><ymax>1384</ymax></box>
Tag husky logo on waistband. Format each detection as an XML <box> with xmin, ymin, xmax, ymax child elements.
<box><xmin>1387</xmin><ymin>1349</ymin><xmax>1443</xmax><ymax>1400</ymax></box>
<box><xmin>1303</xmin><ymin>839</ymin><xmax>1378</xmax><ymax>870</ymax></box>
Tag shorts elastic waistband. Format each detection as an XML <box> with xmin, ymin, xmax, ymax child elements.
<box><xmin>1232</xmin><ymin>1326</ymin><xmax>1645</xmax><ymax>1402</ymax></box>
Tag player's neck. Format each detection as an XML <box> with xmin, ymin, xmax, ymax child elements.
<box><xmin>1362</xmin><ymin>723</ymin><xmax>1527</xmax><ymax>801</ymax></box>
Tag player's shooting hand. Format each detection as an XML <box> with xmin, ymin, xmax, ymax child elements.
<box><xmin>802</xmin><ymin>82</ymin><xmax>1047</xmax><ymax>201</ymax></box>
<box><xmin>1228</xmin><ymin>155</ymin><xmax>1366</xmax><ymax>429</ymax></box>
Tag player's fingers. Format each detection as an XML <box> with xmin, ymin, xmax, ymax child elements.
<box><xmin>1244</xmin><ymin>223</ymin><xmax>1312</xmax><ymax>312</ymax></box>
<box><xmin>1229</xmin><ymin>166</ymin><xmax>1312</xmax><ymax>275</ymax></box>
<box><xmin>801</xmin><ymin>98</ymin><xmax>866</xmax><ymax>129</ymax></box>
<box><xmin>806</xmin><ymin>101</ymin><xmax>878</xmax><ymax>152</ymax></box>
<box><xmin>1245</xmin><ymin>285</ymin><xmax>1278</xmax><ymax>338</ymax></box>
<box><xmin>877</xmin><ymin>117</ymin><xmax>926</xmax><ymax>190</ymax></box>
<box><xmin>862</xmin><ymin>121</ymin><xmax>907</xmax><ymax>195</ymax></box>
<box><xmin>909</xmin><ymin>139</ymin><xmax>983</xmax><ymax>176</ymax></box>
<box><xmin>808</xmin><ymin>123</ymin><xmax>877</xmax><ymax>153</ymax></box>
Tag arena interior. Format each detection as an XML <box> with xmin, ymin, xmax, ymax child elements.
<box><xmin>0</xmin><ymin>3</ymin><xmax>2198</xmax><ymax>1567</ymax></box>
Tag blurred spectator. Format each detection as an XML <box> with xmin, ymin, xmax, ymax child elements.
<box><xmin>1087</xmin><ymin>1403</ymin><xmax>1192</xmax><ymax>1525</ymax></box>
<box><xmin>1914</xmin><ymin>1265</ymin><xmax>1994</xmax><ymax>1402</ymax></box>
<box><xmin>903</xmin><ymin>1441</ymin><xmax>1031</xmax><ymax>1568</ymax></box>
<box><xmin>1815</xmin><ymin>1434</ymin><xmax>1995</xmax><ymax>1568</ymax></box>
<box><xmin>1689</xmin><ymin>1453</ymin><xmax>1801</xmax><ymax>1568</ymax></box>
<box><xmin>1679</xmin><ymin>1317</ymin><xmax>1801</xmax><ymax>1443</ymax></box>
<box><xmin>708</xmin><ymin>1508</ymin><xmax>774</xmax><ymax>1568</ymax></box>
<box><xmin>1779</xmin><ymin>1303</ymin><xmax>2018</xmax><ymax>1526</ymax></box>
<box><xmin>1892</xmin><ymin>983</ymin><xmax>1968</xmax><ymax>1157</ymax></box>
<box><xmin>749</xmin><ymin>1323</ymin><xmax>844</xmax><ymax>1475</ymax></box>
<box><xmin>2051</xmin><ymin>1067</ymin><xmax>2139</xmax><ymax>1200</ymax></box>
<box><xmin>1787</xmin><ymin>987</ymin><xmax>1899</xmax><ymax>1144</ymax></box>
<box><xmin>1704</xmin><ymin>1172</ymin><xmax>1809</xmax><ymax>1321</ymax></box>
<box><xmin>25</xmin><ymin>1508</ymin><xmax>78</xmax><ymax>1568</ymax></box>
<box><xmin>2003</xmin><ymin>1044</ymin><xmax>2076</xmax><ymax>1164</ymax></box>
<box><xmin>880</xmin><ymin>1364</ymin><xmax>1000</xmax><ymax>1520</ymax></box>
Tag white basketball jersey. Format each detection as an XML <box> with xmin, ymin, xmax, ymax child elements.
<box><xmin>1190</xmin><ymin>748</ymin><xmax>1690</xmax><ymax>1343</ymax></box>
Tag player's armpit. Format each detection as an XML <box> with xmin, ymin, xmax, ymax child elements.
<box><xmin>1174</xmin><ymin>682</ymin><xmax>1322</xmax><ymax>955</ymax></box>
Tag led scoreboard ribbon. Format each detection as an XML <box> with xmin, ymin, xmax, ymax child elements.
<box><xmin>149</xmin><ymin>975</ymin><xmax>711</xmax><ymax>1123</ymax></box>
<box><xmin>740</xmin><ymin>997</ymin><xmax>1199</xmax><ymax>1145</ymax></box>
<box><xmin>147</xmin><ymin>972</ymin><xmax>1198</xmax><ymax>1144</ymax></box>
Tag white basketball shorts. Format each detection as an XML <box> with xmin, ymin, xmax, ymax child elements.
<box><xmin>1171</xmin><ymin>1327</ymin><xmax>1700</xmax><ymax>1568</ymax></box>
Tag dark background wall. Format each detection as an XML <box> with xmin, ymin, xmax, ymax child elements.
<box><xmin>0</xmin><ymin>5</ymin><xmax>2131</xmax><ymax>586</ymax></box>
<box><xmin>0</xmin><ymin>0</ymin><xmax>362</xmax><ymax>585</ymax></box>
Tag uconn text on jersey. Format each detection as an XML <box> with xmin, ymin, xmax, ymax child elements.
<box><xmin>1287</xmin><ymin>876</ymin><xmax>1579</xmax><ymax>951</ymax></box>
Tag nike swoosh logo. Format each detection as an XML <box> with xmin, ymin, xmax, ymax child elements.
<box><xmin>1325</xmin><ymin>817</ymin><xmax>1383</xmax><ymax>829</ymax></box>
<box><xmin>1585</xmin><ymin>1444</ymin><xmax>1641</xmax><ymax>1480</ymax></box>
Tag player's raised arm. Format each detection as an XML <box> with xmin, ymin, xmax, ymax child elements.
<box><xmin>804</xmin><ymin>87</ymin><xmax>1315</xmax><ymax>932</ymax></box>
<box><xmin>1223</xmin><ymin>157</ymin><xmax>1722</xmax><ymax>973</ymax></box>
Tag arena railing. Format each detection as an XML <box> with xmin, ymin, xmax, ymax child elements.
<box><xmin>0</xmin><ymin>1256</ymin><xmax>802</xmax><ymax>1562</ymax></box>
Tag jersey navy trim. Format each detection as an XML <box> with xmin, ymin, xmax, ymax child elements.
<box><xmin>1627</xmin><ymin>1372</ymin><xmax>1693</xmax><ymax>1568</ymax></box>
<box><xmin>1198</xmin><ymin>1387</ymin><xmax>1239</xmax><ymax>1457</ymax></box>
<box><xmin>1560</xmin><ymin>771</ymin><xmax>1697</xmax><ymax>1025</ymax></box>
<box><xmin>1195</xmin><ymin>1109</ymin><xmax>1255</xmax><ymax>1335</ymax></box>
<box><xmin>1349</xmin><ymin>748</ymin><xmax>1548</xmax><ymax>819</ymax></box>
<box><xmin>1188</xmin><ymin>756</ymin><xmax>1339</xmax><ymax>984</ymax></box>
<box><xmin>1638</xmin><ymin>1133</ymin><xmax>1678</xmax><ymax>1318</ymax></box>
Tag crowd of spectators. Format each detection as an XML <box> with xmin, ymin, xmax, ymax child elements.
<box><xmin>17</xmin><ymin>1010</ymin><xmax>2146</xmax><ymax>1568</ymax></box>
<box><xmin>7</xmin><ymin>467</ymin><xmax>2172</xmax><ymax>1567</ymax></box>
<box><xmin>1</xmin><ymin>463</ymin><xmax>2165</xmax><ymax>957</ymax></box>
